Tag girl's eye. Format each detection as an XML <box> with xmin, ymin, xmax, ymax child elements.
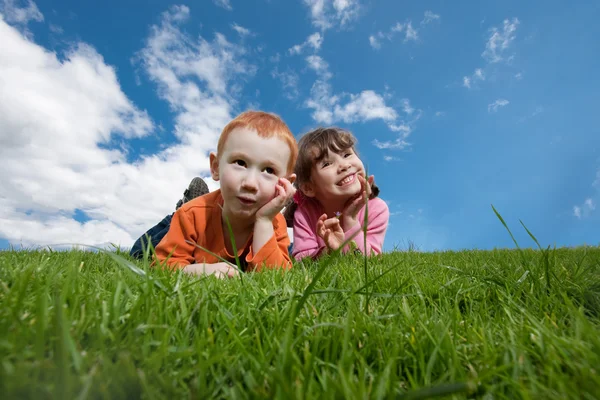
<box><xmin>344</xmin><ymin>152</ymin><xmax>352</xmax><ymax>158</ymax></box>
<box><xmin>264</xmin><ymin>167</ymin><xmax>275</xmax><ymax>174</ymax></box>
<box><xmin>234</xmin><ymin>159</ymin><xmax>246</xmax><ymax>167</ymax></box>
<box><xmin>321</xmin><ymin>161</ymin><xmax>331</xmax><ymax>168</ymax></box>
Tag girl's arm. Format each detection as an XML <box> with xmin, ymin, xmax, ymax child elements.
<box><xmin>341</xmin><ymin>198</ymin><xmax>389</xmax><ymax>255</ymax></box>
<box><xmin>292</xmin><ymin>205</ymin><xmax>328</xmax><ymax>260</ymax></box>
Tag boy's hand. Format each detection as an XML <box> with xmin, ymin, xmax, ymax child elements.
<box><xmin>182</xmin><ymin>262</ymin><xmax>240</xmax><ymax>279</ymax></box>
<box><xmin>255</xmin><ymin>175</ymin><xmax>296</xmax><ymax>222</ymax></box>
<box><xmin>341</xmin><ymin>174</ymin><xmax>374</xmax><ymax>231</ymax></box>
<box><xmin>316</xmin><ymin>213</ymin><xmax>345</xmax><ymax>250</ymax></box>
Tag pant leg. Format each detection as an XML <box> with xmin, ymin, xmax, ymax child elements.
<box><xmin>130</xmin><ymin>214</ymin><xmax>174</xmax><ymax>259</ymax></box>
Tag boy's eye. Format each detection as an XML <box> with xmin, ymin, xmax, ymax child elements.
<box><xmin>321</xmin><ymin>161</ymin><xmax>331</xmax><ymax>168</ymax></box>
<box><xmin>344</xmin><ymin>152</ymin><xmax>352</xmax><ymax>158</ymax></box>
<box><xmin>264</xmin><ymin>166</ymin><xmax>275</xmax><ymax>174</ymax></box>
<box><xmin>234</xmin><ymin>159</ymin><xmax>246</xmax><ymax>167</ymax></box>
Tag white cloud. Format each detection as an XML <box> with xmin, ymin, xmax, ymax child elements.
<box><xmin>383</xmin><ymin>155</ymin><xmax>399</xmax><ymax>161</ymax></box>
<box><xmin>435</xmin><ymin>111</ymin><xmax>445</xmax><ymax>117</ymax></box>
<box><xmin>488</xmin><ymin>98</ymin><xmax>509</xmax><ymax>112</ymax></box>
<box><xmin>303</xmin><ymin>55</ymin><xmax>415</xmax><ymax>136</ymax></box>
<box><xmin>482</xmin><ymin>17</ymin><xmax>520</xmax><ymax>63</ymax></box>
<box><xmin>303</xmin><ymin>0</ymin><xmax>361</xmax><ymax>30</ymax></box>
<box><xmin>0</xmin><ymin>5</ymin><xmax>254</xmax><ymax>248</ymax></box>
<box><xmin>461</xmin><ymin>18</ymin><xmax>519</xmax><ymax>89</ymax></box>
<box><xmin>369</xmin><ymin>35</ymin><xmax>381</xmax><ymax>49</ymax></box>
<box><xmin>0</xmin><ymin>0</ymin><xmax>43</xmax><ymax>24</ymax></box>
<box><xmin>271</xmin><ymin>67</ymin><xmax>300</xmax><ymax>100</ymax></box>
<box><xmin>306</xmin><ymin>54</ymin><xmax>332</xmax><ymax>79</ymax></box>
<box><xmin>463</xmin><ymin>68</ymin><xmax>485</xmax><ymax>89</ymax></box>
<box><xmin>421</xmin><ymin>11</ymin><xmax>440</xmax><ymax>25</ymax></box>
<box><xmin>573</xmin><ymin>198</ymin><xmax>595</xmax><ymax>219</ymax></box>
<box><xmin>49</xmin><ymin>23</ymin><xmax>63</xmax><ymax>34</ymax></box>
<box><xmin>404</xmin><ymin>22</ymin><xmax>418</xmax><ymax>41</ymax></box>
<box><xmin>369</xmin><ymin>19</ymin><xmax>423</xmax><ymax>49</ymax></box>
<box><xmin>585</xmin><ymin>198</ymin><xmax>596</xmax><ymax>210</ymax></box>
<box><xmin>289</xmin><ymin>32</ymin><xmax>323</xmax><ymax>55</ymax></box>
<box><xmin>213</xmin><ymin>0</ymin><xmax>232</xmax><ymax>11</ymax></box>
<box><xmin>231</xmin><ymin>23</ymin><xmax>252</xmax><ymax>37</ymax></box>
<box><xmin>373</xmin><ymin>137</ymin><xmax>410</xmax><ymax>150</ymax></box>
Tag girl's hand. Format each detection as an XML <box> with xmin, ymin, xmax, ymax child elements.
<box><xmin>183</xmin><ymin>262</ymin><xmax>240</xmax><ymax>279</ymax></box>
<box><xmin>255</xmin><ymin>175</ymin><xmax>296</xmax><ymax>222</ymax></box>
<box><xmin>341</xmin><ymin>174</ymin><xmax>374</xmax><ymax>231</ymax></box>
<box><xmin>316</xmin><ymin>213</ymin><xmax>345</xmax><ymax>250</ymax></box>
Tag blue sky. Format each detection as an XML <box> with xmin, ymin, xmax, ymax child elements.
<box><xmin>0</xmin><ymin>0</ymin><xmax>599</xmax><ymax>251</ymax></box>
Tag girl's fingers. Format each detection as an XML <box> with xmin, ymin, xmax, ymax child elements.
<box><xmin>323</xmin><ymin>218</ymin><xmax>341</xmax><ymax>229</ymax></box>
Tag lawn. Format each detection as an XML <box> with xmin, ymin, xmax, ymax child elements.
<box><xmin>1</xmin><ymin>240</ymin><xmax>599</xmax><ymax>399</ymax></box>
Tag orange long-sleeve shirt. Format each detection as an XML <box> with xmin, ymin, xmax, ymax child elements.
<box><xmin>154</xmin><ymin>190</ymin><xmax>292</xmax><ymax>271</ymax></box>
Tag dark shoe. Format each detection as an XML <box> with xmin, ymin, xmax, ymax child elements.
<box><xmin>176</xmin><ymin>177</ymin><xmax>209</xmax><ymax>209</ymax></box>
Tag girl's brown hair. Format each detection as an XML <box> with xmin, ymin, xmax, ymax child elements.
<box><xmin>284</xmin><ymin>127</ymin><xmax>379</xmax><ymax>227</ymax></box>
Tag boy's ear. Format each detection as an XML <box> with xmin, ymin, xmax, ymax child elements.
<box><xmin>300</xmin><ymin>182</ymin><xmax>316</xmax><ymax>198</ymax></box>
<box><xmin>209</xmin><ymin>152</ymin><xmax>220</xmax><ymax>181</ymax></box>
<box><xmin>287</xmin><ymin>173</ymin><xmax>297</xmax><ymax>185</ymax></box>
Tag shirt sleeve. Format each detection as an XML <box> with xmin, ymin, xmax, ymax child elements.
<box><xmin>291</xmin><ymin>203</ymin><xmax>327</xmax><ymax>261</ymax></box>
<box><xmin>341</xmin><ymin>198</ymin><xmax>389</xmax><ymax>256</ymax></box>
<box><xmin>245</xmin><ymin>214</ymin><xmax>292</xmax><ymax>271</ymax></box>
<box><xmin>154</xmin><ymin>208</ymin><xmax>197</xmax><ymax>269</ymax></box>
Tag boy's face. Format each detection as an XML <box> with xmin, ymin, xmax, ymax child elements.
<box><xmin>210</xmin><ymin>127</ymin><xmax>292</xmax><ymax>225</ymax></box>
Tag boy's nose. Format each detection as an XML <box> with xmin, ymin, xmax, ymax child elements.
<box><xmin>241</xmin><ymin>171</ymin><xmax>258</xmax><ymax>191</ymax></box>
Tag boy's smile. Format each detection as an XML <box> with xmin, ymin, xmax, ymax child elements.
<box><xmin>210</xmin><ymin>127</ymin><xmax>292</xmax><ymax>226</ymax></box>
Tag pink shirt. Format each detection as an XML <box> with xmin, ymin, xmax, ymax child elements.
<box><xmin>292</xmin><ymin>197</ymin><xmax>390</xmax><ymax>260</ymax></box>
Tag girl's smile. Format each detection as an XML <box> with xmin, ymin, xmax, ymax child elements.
<box><xmin>337</xmin><ymin>173</ymin><xmax>356</xmax><ymax>186</ymax></box>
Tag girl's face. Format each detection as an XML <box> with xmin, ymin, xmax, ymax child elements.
<box><xmin>303</xmin><ymin>147</ymin><xmax>365</xmax><ymax>203</ymax></box>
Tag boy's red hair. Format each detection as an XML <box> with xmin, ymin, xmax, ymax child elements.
<box><xmin>218</xmin><ymin>111</ymin><xmax>298</xmax><ymax>174</ymax></box>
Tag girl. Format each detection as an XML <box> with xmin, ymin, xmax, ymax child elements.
<box><xmin>285</xmin><ymin>127</ymin><xmax>389</xmax><ymax>260</ymax></box>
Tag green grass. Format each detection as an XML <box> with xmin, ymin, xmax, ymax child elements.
<box><xmin>1</xmin><ymin>243</ymin><xmax>599</xmax><ymax>399</ymax></box>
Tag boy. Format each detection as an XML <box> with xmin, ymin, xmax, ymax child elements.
<box><xmin>154</xmin><ymin>111</ymin><xmax>298</xmax><ymax>278</ymax></box>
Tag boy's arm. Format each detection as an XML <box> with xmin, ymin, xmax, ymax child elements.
<box><xmin>291</xmin><ymin>205</ymin><xmax>327</xmax><ymax>260</ymax></box>
<box><xmin>341</xmin><ymin>198</ymin><xmax>389</xmax><ymax>256</ymax></box>
<box><xmin>246</xmin><ymin>214</ymin><xmax>292</xmax><ymax>271</ymax></box>
<box><xmin>154</xmin><ymin>208</ymin><xmax>198</xmax><ymax>268</ymax></box>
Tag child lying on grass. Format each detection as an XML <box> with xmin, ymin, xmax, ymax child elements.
<box><xmin>149</xmin><ymin>111</ymin><xmax>298</xmax><ymax>278</ymax></box>
<box><xmin>284</xmin><ymin>127</ymin><xmax>389</xmax><ymax>260</ymax></box>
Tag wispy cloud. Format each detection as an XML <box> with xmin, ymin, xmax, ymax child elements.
<box><xmin>213</xmin><ymin>0</ymin><xmax>232</xmax><ymax>11</ymax></box>
<box><xmin>421</xmin><ymin>10</ymin><xmax>440</xmax><ymax>25</ymax></box>
<box><xmin>573</xmin><ymin>198</ymin><xmax>595</xmax><ymax>219</ymax></box>
<box><xmin>303</xmin><ymin>54</ymin><xmax>414</xmax><ymax>136</ymax></box>
<box><xmin>482</xmin><ymin>17</ymin><xmax>520</xmax><ymax>63</ymax></box>
<box><xmin>369</xmin><ymin>19</ymin><xmax>423</xmax><ymax>49</ymax></box>
<box><xmin>463</xmin><ymin>68</ymin><xmax>485</xmax><ymax>89</ymax></box>
<box><xmin>289</xmin><ymin>32</ymin><xmax>323</xmax><ymax>55</ymax></box>
<box><xmin>0</xmin><ymin>0</ymin><xmax>43</xmax><ymax>24</ymax></box>
<box><xmin>49</xmin><ymin>23</ymin><xmax>63</xmax><ymax>34</ymax></box>
<box><xmin>271</xmin><ymin>67</ymin><xmax>300</xmax><ymax>100</ymax></box>
<box><xmin>462</xmin><ymin>17</ymin><xmax>519</xmax><ymax>89</ymax></box>
<box><xmin>369</xmin><ymin>11</ymin><xmax>439</xmax><ymax>50</ymax></box>
<box><xmin>488</xmin><ymin>98</ymin><xmax>509</xmax><ymax>112</ymax></box>
<box><xmin>384</xmin><ymin>155</ymin><xmax>400</xmax><ymax>161</ymax></box>
<box><xmin>231</xmin><ymin>23</ymin><xmax>253</xmax><ymax>37</ymax></box>
<box><xmin>303</xmin><ymin>0</ymin><xmax>361</xmax><ymax>30</ymax></box>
